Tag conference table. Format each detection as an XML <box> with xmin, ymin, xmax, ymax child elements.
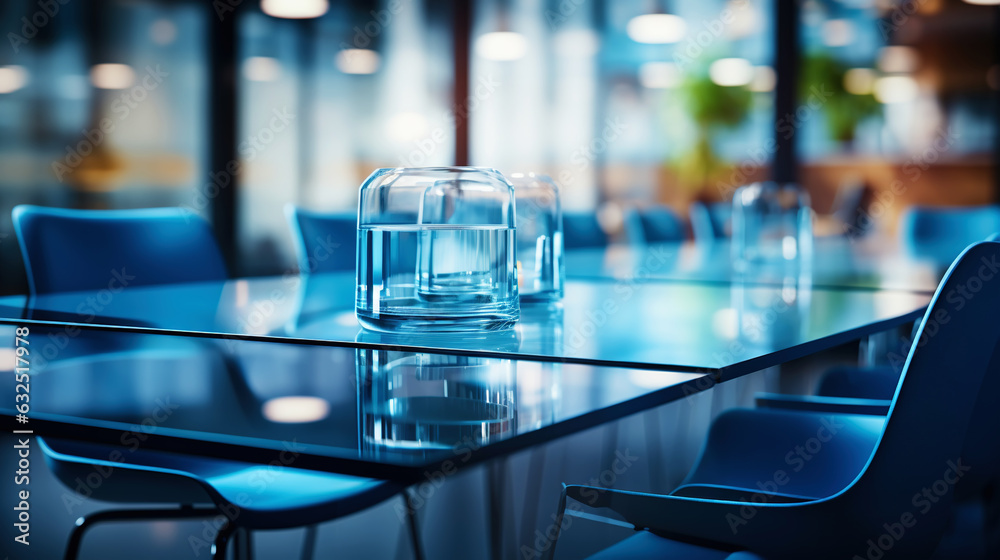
<box><xmin>0</xmin><ymin>237</ymin><xmax>940</xmax><ymax>483</ymax></box>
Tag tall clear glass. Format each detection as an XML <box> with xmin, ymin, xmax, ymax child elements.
<box><xmin>732</xmin><ymin>181</ymin><xmax>813</xmax><ymax>269</ymax></box>
<box><xmin>509</xmin><ymin>173</ymin><xmax>564</xmax><ymax>303</ymax></box>
<box><xmin>356</xmin><ymin>167</ymin><xmax>519</xmax><ymax>332</ymax></box>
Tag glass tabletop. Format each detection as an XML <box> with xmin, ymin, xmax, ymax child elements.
<box><xmin>0</xmin><ymin>324</ymin><xmax>706</xmax><ymax>480</ymax></box>
<box><xmin>564</xmin><ymin>237</ymin><xmax>949</xmax><ymax>293</ymax></box>
<box><xmin>0</xmin><ymin>273</ymin><xmax>930</xmax><ymax>377</ymax></box>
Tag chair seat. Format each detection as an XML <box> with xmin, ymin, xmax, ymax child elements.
<box><xmin>679</xmin><ymin>409</ymin><xmax>884</xmax><ymax>501</ymax></box>
<box><xmin>40</xmin><ymin>437</ymin><xmax>401</xmax><ymax>529</ymax></box>
<box><xmin>588</xmin><ymin>531</ymin><xmax>765</xmax><ymax>560</ymax></box>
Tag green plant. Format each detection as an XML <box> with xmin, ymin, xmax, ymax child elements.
<box><xmin>800</xmin><ymin>52</ymin><xmax>879</xmax><ymax>144</ymax></box>
<box><xmin>673</xmin><ymin>69</ymin><xmax>753</xmax><ymax>191</ymax></box>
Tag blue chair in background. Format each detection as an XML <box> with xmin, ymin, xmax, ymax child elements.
<box><xmin>624</xmin><ymin>206</ymin><xmax>685</xmax><ymax>245</ymax></box>
<box><xmin>899</xmin><ymin>205</ymin><xmax>1000</xmax><ymax>262</ymax></box>
<box><xmin>562</xmin><ymin>212</ymin><xmax>609</xmax><ymax>250</ymax></box>
<box><xmin>12</xmin><ymin>205</ymin><xmax>228</xmax><ymax>295</ymax></box>
<box><xmin>13</xmin><ymin>205</ymin><xmax>423</xmax><ymax>560</ymax></box>
<box><xmin>689</xmin><ymin>201</ymin><xmax>731</xmax><ymax>245</ymax></box>
<box><xmin>285</xmin><ymin>205</ymin><xmax>357</xmax><ymax>274</ymax></box>
<box><xmin>546</xmin><ymin>240</ymin><xmax>1000</xmax><ymax>559</ymax></box>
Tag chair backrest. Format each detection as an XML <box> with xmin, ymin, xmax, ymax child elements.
<box><xmin>841</xmin><ymin>241</ymin><xmax>1000</xmax><ymax>541</ymax></box>
<box><xmin>625</xmin><ymin>206</ymin><xmax>685</xmax><ymax>245</ymax></box>
<box><xmin>690</xmin><ymin>201</ymin><xmax>731</xmax><ymax>244</ymax></box>
<box><xmin>12</xmin><ymin>205</ymin><xmax>227</xmax><ymax>295</ymax></box>
<box><xmin>285</xmin><ymin>205</ymin><xmax>357</xmax><ymax>274</ymax></box>
<box><xmin>562</xmin><ymin>212</ymin><xmax>608</xmax><ymax>250</ymax></box>
<box><xmin>899</xmin><ymin>205</ymin><xmax>1000</xmax><ymax>261</ymax></box>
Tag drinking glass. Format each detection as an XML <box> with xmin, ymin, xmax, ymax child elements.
<box><xmin>355</xmin><ymin>167</ymin><xmax>519</xmax><ymax>332</ymax></box>
<box><xmin>509</xmin><ymin>173</ymin><xmax>564</xmax><ymax>303</ymax></box>
<box><xmin>732</xmin><ymin>181</ymin><xmax>813</xmax><ymax>268</ymax></box>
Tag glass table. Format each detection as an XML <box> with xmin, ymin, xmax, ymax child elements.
<box><xmin>0</xmin><ymin>272</ymin><xmax>930</xmax><ymax>380</ymax></box>
<box><xmin>0</xmin><ymin>324</ymin><xmax>706</xmax><ymax>481</ymax></box>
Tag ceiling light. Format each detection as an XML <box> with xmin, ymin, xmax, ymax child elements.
<box><xmin>475</xmin><ymin>31</ymin><xmax>529</xmax><ymax>61</ymax></box>
<box><xmin>874</xmin><ymin>76</ymin><xmax>918</xmax><ymax>103</ymax></box>
<box><xmin>262</xmin><ymin>396</ymin><xmax>330</xmax><ymax>423</ymax></box>
<box><xmin>0</xmin><ymin>66</ymin><xmax>29</xmax><ymax>94</ymax></box>
<box><xmin>260</xmin><ymin>0</ymin><xmax>329</xmax><ymax>19</ymax></box>
<box><xmin>335</xmin><ymin>49</ymin><xmax>380</xmax><ymax>74</ymax></box>
<box><xmin>90</xmin><ymin>64</ymin><xmax>135</xmax><ymax>89</ymax></box>
<box><xmin>709</xmin><ymin>58</ymin><xmax>754</xmax><ymax>87</ymax></box>
<box><xmin>626</xmin><ymin>13</ymin><xmax>686</xmax><ymax>44</ymax></box>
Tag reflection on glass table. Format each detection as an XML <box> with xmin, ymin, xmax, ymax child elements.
<box><xmin>0</xmin><ymin>324</ymin><xmax>705</xmax><ymax>479</ymax></box>
<box><xmin>358</xmin><ymin>349</ymin><xmax>515</xmax><ymax>458</ymax></box>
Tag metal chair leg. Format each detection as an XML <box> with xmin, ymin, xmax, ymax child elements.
<box><xmin>213</xmin><ymin>519</ymin><xmax>238</xmax><ymax>560</ymax></box>
<box><xmin>231</xmin><ymin>527</ymin><xmax>253</xmax><ymax>560</ymax></box>
<box><xmin>403</xmin><ymin>490</ymin><xmax>426</xmax><ymax>560</ymax></box>
<box><xmin>63</xmin><ymin>506</ymin><xmax>219</xmax><ymax>560</ymax></box>
<box><xmin>301</xmin><ymin>525</ymin><xmax>318</xmax><ymax>560</ymax></box>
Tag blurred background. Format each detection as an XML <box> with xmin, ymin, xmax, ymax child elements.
<box><xmin>0</xmin><ymin>0</ymin><xmax>996</xmax><ymax>293</ymax></box>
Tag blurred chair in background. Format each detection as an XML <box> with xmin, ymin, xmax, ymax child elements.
<box><xmin>830</xmin><ymin>180</ymin><xmax>875</xmax><ymax>237</ymax></box>
<box><xmin>562</xmin><ymin>212</ymin><xmax>610</xmax><ymax>250</ymax></box>
<box><xmin>689</xmin><ymin>201</ymin><xmax>732</xmax><ymax>245</ymax></box>
<box><xmin>286</xmin><ymin>205</ymin><xmax>357</xmax><ymax>274</ymax></box>
<box><xmin>12</xmin><ymin>205</ymin><xmax>227</xmax><ymax>295</ymax></box>
<box><xmin>899</xmin><ymin>205</ymin><xmax>1000</xmax><ymax>262</ymax></box>
<box><xmin>623</xmin><ymin>206</ymin><xmax>685</xmax><ymax>246</ymax></box>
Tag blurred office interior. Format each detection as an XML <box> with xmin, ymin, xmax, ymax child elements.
<box><xmin>0</xmin><ymin>0</ymin><xmax>996</xmax><ymax>289</ymax></box>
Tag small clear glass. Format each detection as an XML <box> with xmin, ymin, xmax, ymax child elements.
<box><xmin>509</xmin><ymin>173</ymin><xmax>564</xmax><ymax>303</ymax></box>
<box><xmin>732</xmin><ymin>182</ymin><xmax>813</xmax><ymax>268</ymax></box>
<box><xmin>356</xmin><ymin>167</ymin><xmax>519</xmax><ymax>332</ymax></box>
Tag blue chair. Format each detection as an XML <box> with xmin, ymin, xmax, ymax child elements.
<box><xmin>899</xmin><ymin>205</ymin><xmax>1000</xmax><ymax>262</ymax></box>
<box><xmin>562</xmin><ymin>212</ymin><xmax>609</xmax><ymax>250</ymax></box>
<box><xmin>690</xmin><ymin>201</ymin><xmax>731</xmax><ymax>244</ymax></box>
<box><xmin>13</xmin><ymin>206</ymin><xmax>422</xmax><ymax>559</ymax></box>
<box><xmin>624</xmin><ymin>206</ymin><xmax>685</xmax><ymax>245</ymax></box>
<box><xmin>285</xmin><ymin>205</ymin><xmax>357</xmax><ymax>274</ymax></box>
<box><xmin>546</xmin><ymin>240</ymin><xmax>1000</xmax><ymax>559</ymax></box>
<box><xmin>12</xmin><ymin>205</ymin><xmax>228</xmax><ymax>294</ymax></box>
<box><xmin>40</xmin><ymin>437</ymin><xmax>411</xmax><ymax>560</ymax></box>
